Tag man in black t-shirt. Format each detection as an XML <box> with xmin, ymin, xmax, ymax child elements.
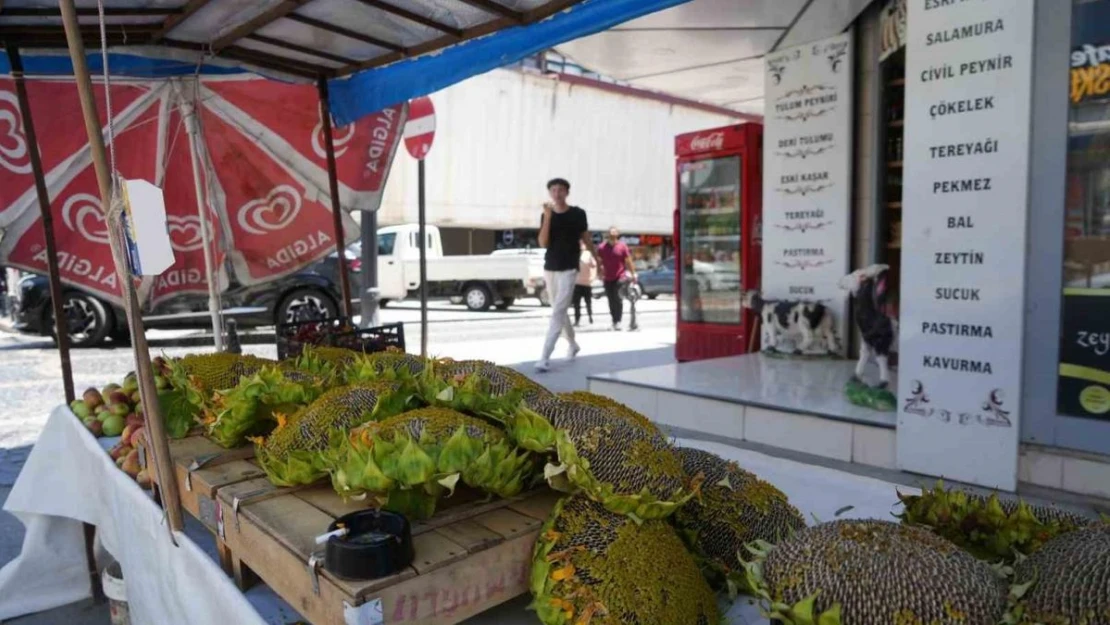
<box><xmin>536</xmin><ymin>178</ymin><xmax>600</xmax><ymax>371</ymax></box>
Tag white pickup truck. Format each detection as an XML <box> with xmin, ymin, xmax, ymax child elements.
<box><xmin>377</xmin><ymin>224</ymin><xmax>540</xmax><ymax>311</ymax></box>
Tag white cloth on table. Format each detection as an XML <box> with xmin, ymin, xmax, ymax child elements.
<box><xmin>0</xmin><ymin>406</ymin><xmax>268</xmax><ymax>625</ymax></box>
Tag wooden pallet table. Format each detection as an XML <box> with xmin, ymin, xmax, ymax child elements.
<box><xmin>142</xmin><ymin>434</ymin><xmax>561</xmax><ymax>625</ymax></box>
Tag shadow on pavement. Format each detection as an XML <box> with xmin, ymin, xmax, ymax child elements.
<box><xmin>504</xmin><ymin>345</ymin><xmax>675</xmax><ymax>394</ymax></box>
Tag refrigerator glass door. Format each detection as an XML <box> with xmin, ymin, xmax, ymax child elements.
<box><xmin>679</xmin><ymin>155</ymin><xmax>742</xmax><ymax>324</ymax></box>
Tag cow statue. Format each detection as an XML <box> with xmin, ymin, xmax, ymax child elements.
<box><xmin>838</xmin><ymin>264</ymin><xmax>898</xmax><ymax>390</ymax></box>
<box><xmin>742</xmin><ymin>291</ymin><xmax>840</xmax><ymax>356</ymax></box>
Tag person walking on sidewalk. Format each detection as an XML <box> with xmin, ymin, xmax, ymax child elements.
<box><xmin>598</xmin><ymin>227</ymin><xmax>637</xmax><ymax>331</ymax></box>
<box><xmin>573</xmin><ymin>241</ymin><xmax>596</xmax><ymax>327</ymax></box>
<box><xmin>536</xmin><ymin>178</ymin><xmax>599</xmax><ymax>372</ymax></box>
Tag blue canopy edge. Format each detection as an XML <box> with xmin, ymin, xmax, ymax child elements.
<box><xmin>0</xmin><ymin>51</ymin><xmax>247</xmax><ymax>78</ymax></box>
<box><xmin>326</xmin><ymin>0</ymin><xmax>692</xmax><ymax>127</ymax></box>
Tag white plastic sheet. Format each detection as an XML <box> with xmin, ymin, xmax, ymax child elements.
<box><xmin>0</xmin><ymin>405</ymin><xmax>268</xmax><ymax>625</ymax></box>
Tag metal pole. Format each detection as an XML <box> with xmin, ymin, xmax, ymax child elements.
<box><xmin>7</xmin><ymin>46</ymin><xmax>76</xmax><ymax>405</ymax></box>
<box><xmin>317</xmin><ymin>77</ymin><xmax>354</xmax><ymax>320</ymax></box>
<box><xmin>360</xmin><ymin>209</ymin><xmax>380</xmax><ymax>328</ymax></box>
<box><xmin>418</xmin><ymin>159</ymin><xmax>428</xmax><ymax>357</ymax></box>
<box><xmin>7</xmin><ymin>43</ymin><xmax>98</xmax><ymax>603</ymax></box>
<box><xmin>181</xmin><ymin>96</ymin><xmax>223</xmax><ymax>351</ymax></box>
<box><xmin>59</xmin><ymin>0</ymin><xmax>184</xmax><ymax>535</ymax></box>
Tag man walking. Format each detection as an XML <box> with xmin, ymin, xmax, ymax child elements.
<box><xmin>536</xmin><ymin>178</ymin><xmax>598</xmax><ymax>372</ymax></box>
<box><xmin>598</xmin><ymin>227</ymin><xmax>637</xmax><ymax>331</ymax></box>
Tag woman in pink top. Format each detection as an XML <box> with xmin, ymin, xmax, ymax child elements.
<box><xmin>573</xmin><ymin>241</ymin><xmax>595</xmax><ymax>326</ymax></box>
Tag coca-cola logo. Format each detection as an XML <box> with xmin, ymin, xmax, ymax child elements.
<box><xmin>689</xmin><ymin>132</ymin><xmax>725</xmax><ymax>152</ymax></box>
<box><xmin>237</xmin><ymin>184</ymin><xmax>301</xmax><ymax>236</ymax></box>
<box><xmin>166</xmin><ymin>215</ymin><xmax>204</xmax><ymax>252</ymax></box>
<box><xmin>0</xmin><ymin>90</ymin><xmax>32</xmax><ymax>175</ymax></box>
<box><xmin>61</xmin><ymin>193</ymin><xmax>110</xmax><ymax>244</ymax></box>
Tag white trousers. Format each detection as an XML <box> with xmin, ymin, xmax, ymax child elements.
<box><xmin>541</xmin><ymin>269</ymin><xmax>578</xmax><ymax>361</ymax></box>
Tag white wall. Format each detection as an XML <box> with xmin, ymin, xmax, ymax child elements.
<box><xmin>376</xmin><ymin>69</ymin><xmax>741</xmax><ymax>234</ymax></box>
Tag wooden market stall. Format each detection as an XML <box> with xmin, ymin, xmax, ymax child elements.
<box><xmin>0</xmin><ymin>1</ymin><xmax>693</xmax><ymax>622</ymax></box>
<box><xmin>140</xmin><ymin>434</ymin><xmax>560</xmax><ymax>624</ymax></box>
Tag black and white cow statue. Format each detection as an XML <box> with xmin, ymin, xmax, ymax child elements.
<box><xmin>838</xmin><ymin>264</ymin><xmax>898</xmax><ymax>388</ymax></box>
<box><xmin>742</xmin><ymin>291</ymin><xmax>840</xmax><ymax>355</ymax></box>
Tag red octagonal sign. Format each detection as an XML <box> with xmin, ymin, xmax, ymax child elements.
<box><xmin>404</xmin><ymin>96</ymin><xmax>436</xmax><ymax>160</ymax></box>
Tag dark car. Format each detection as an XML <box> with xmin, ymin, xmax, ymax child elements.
<box><xmin>12</xmin><ymin>249</ymin><xmax>359</xmax><ymax>347</ymax></box>
<box><xmin>637</xmin><ymin>257</ymin><xmax>675</xmax><ymax>299</ymax></box>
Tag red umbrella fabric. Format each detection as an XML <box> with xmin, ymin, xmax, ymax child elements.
<box><xmin>0</xmin><ymin>75</ymin><xmax>406</xmax><ymax>307</ymax></box>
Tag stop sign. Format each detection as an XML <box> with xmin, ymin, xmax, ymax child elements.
<box><xmin>404</xmin><ymin>96</ymin><xmax>436</xmax><ymax>160</ymax></box>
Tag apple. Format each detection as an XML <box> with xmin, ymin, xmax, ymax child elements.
<box><xmin>110</xmin><ymin>402</ymin><xmax>130</xmax><ymax>418</ymax></box>
<box><xmin>109</xmin><ymin>443</ymin><xmax>131</xmax><ymax>461</ymax></box>
<box><xmin>102</xmin><ymin>383</ymin><xmax>121</xmax><ymax>397</ymax></box>
<box><xmin>70</xmin><ymin>400</ymin><xmax>91</xmax><ymax>419</ymax></box>
<box><xmin>96</xmin><ymin>409</ymin><xmax>112</xmax><ymax>422</ymax></box>
<box><xmin>87</xmin><ymin>420</ymin><xmax>104</xmax><ymax>437</ymax></box>
<box><xmin>136</xmin><ymin>469</ymin><xmax>152</xmax><ymax>490</ymax></box>
<box><xmin>130</xmin><ymin>426</ymin><xmax>145</xmax><ymax>448</ymax></box>
<box><xmin>125</xmin><ymin>413</ymin><xmax>144</xmax><ymax>430</ymax></box>
<box><xmin>120</xmin><ymin>424</ymin><xmax>136</xmax><ymax>447</ymax></box>
<box><xmin>122</xmin><ymin>450</ymin><xmax>141</xmax><ymax>477</ymax></box>
<box><xmin>116</xmin><ymin>456</ymin><xmax>127</xmax><ymax>469</ymax></box>
<box><xmin>102</xmin><ymin>413</ymin><xmax>125</xmax><ymax>437</ymax></box>
<box><xmin>131</xmin><ymin>390</ymin><xmax>142</xmax><ymax>404</ymax></box>
<box><xmin>83</xmin><ymin>388</ymin><xmax>104</xmax><ymax>410</ymax></box>
<box><xmin>109</xmin><ymin>390</ymin><xmax>131</xmax><ymax>407</ymax></box>
<box><xmin>122</xmin><ymin>372</ymin><xmax>139</xmax><ymax>393</ymax></box>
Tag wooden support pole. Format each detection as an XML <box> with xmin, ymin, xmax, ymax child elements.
<box><xmin>317</xmin><ymin>77</ymin><xmax>354</xmax><ymax>319</ymax></box>
<box><xmin>58</xmin><ymin>0</ymin><xmax>184</xmax><ymax>535</ymax></box>
<box><xmin>6</xmin><ymin>46</ymin><xmax>75</xmax><ymax>405</ymax></box>
<box><xmin>7</xmin><ymin>43</ymin><xmax>98</xmax><ymax>600</ymax></box>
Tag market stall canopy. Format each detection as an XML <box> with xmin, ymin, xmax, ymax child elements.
<box><xmin>554</xmin><ymin>0</ymin><xmax>873</xmax><ymax>115</ymax></box>
<box><xmin>0</xmin><ymin>0</ymin><xmax>694</xmax><ymax>125</ymax></box>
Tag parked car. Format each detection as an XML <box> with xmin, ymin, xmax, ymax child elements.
<box><xmin>637</xmin><ymin>257</ymin><xmax>676</xmax><ymax>299</ymax></box>
<box><xmin>12</xmin><ymin>250</ymin><xmax>358</xmax><ymax>348</ymax></box>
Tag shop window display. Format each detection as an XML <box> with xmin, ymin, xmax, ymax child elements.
<box><xmin>1057</xmin><ymin>0</ymin><xmax>1110</xmax><ymax>421</ymax></box>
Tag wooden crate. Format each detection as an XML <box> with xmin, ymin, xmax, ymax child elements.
<box><xmin>142</xmin><ymin>434</ymin><xmax>560</xmax><ymax>625</ymax></box>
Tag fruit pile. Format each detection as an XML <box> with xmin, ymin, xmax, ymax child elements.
<box><xmin>69</xmin><ymin>371</ymin><xmax>150</xmax><ymax>489</ymax></box>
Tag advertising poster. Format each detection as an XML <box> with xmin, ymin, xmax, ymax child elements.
<box><xmin>762</xmin><ymin>32</ymin><xmax>853</xmax><ymax>353</ymax></box>
<box><xmin>897</xmin><ymin>0</ymin><xmax>1036</xmax><ymax>491</ymax></box>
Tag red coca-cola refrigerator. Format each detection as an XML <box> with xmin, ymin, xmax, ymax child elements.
<box><xmin>673</xmin><ymin>123</ymin><xmax>763</xmax><ymax>362</ymax></box>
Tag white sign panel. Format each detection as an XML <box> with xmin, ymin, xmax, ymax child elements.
<box><xmin>762</xmin><ymin>33</ymin><xmax>853</xmax><ymax>353</ymax></box>
<box><xmin>897</xmin><ymin>0</ymin><xmax>1035</xmax><ymax>491</ymax></box>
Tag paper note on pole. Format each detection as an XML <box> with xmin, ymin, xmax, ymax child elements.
<box><xmin>121</xmin><ymin>179</ymin><xmax>175</xmax><ymax>276</ymax></box>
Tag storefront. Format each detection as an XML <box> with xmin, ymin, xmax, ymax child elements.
<box><xmin>592</xmin><ymin>0</ymin><xmax>1110</xmax><ymax>499</ymax></box>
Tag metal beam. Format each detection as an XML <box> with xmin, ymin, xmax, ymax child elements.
<box><xmin>149</xmin><ymin>0</ymin><xmax>214</xmax><ymax>43</ymax></box>
<box><xmin>211</xmin><ymin>0</ymin><xmax>312</xmax><ymax>51</ymax></box>
<box><xmin>162</xmin><ymin>38</ymin><xmax>327</xmax><ymax>78</ymax></box>
<box><xmin>333</xmin><ymin>0</ymin><xmax>587</xmax><ymax>76</ymax></box>
<box><xmin>317</xmin><ymin>77</ymin><xmax>355</xmax><ymax>319</ymax></box>
<box><xmin>3</xmin><ymin>7</ymin><xmax>179</xmax><ymax>16</ymax></box>
<box><xmin>246</xmin><ymin>33</ymin><xmax>356</xmax><ymax>65</ymax></box>
<box><xmin>453</xmin><ymin>0</ymin><xmax>522</xmax><ymax>23</ymax></box>
<box><xmin>285</xmin><ymin>13</ymin><xmax>404</xmax><ymax>53</ymax></box>
<box><xmin>350</xmin><ymin>0</ymin><xmax>463</xmax><ymax>38</ymax></box>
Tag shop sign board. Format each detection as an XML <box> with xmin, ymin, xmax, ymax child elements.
<box><xmin>762</xmin><ymin>32</ymin><xmax>854</xmax><ymax>353</ymax></box>
<box><xmin>1071</xmin><ymin>42</ymin><xmax>1110</xmax><ymax>104</ymax></box>
<box><xmin>897</xmin><ymin>0</ymin><xmax>1036</xmax><ymax>491</ymax></box>
<box><xmin>1057</xmin><ymin>288</ymin><xmax>1110</xmax><ymax>420</ymax></box>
